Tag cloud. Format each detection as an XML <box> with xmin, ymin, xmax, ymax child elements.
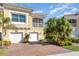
<box><xmin>71</xmin><ymin>7</ymin><xmax>78</xmax><ymax>12</ymax></box>
<box><xmin>45</xmin><ymin>4</ymin><xmax>67</xmax><ymax>21</ymax></box>
<box><xmin>49</xmin><ymin>7</ymin><xmax>64</xmax><ymax>14</ymax></box>
<box><xmin>64</xmin><ymin>7</ymin><xmax>78</xmax><ymax>15</ymax></box>
<box><xmin>32</xmin><ymin>10</ymin><xmax>43</xmax><ymax>13</ymax></box>
<box><xmin>56</xmin><ymin>14</ymin><xmax>64</xmax><ymax>18</ymax></box>
<box><xmin>46</xmin><ymin>3</ymin><xmax>78</xmax><ymax>20</ymax></box>
<box><xmin>47</xmin><ymin>4</ymin><xmax>67</xmax><ymax>18</ymax></box>
<box><xmin>49</xmin><ymin>5</ymin><xmax>54</xmax><ymax>9</ymax></box>
<box><xmin>49</xmin><ymin>4</ymin><xmax>70</xmax><ymax>15</ymax></box>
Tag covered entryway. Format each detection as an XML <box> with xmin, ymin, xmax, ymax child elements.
<box><xmin>9</xmin><ymin>32</ymin><xmax>23</xmax><ymax>43</ymax></box>
<box><xmin>29</xmin><ymin>32</ymin><xmax>38</xmax><ymax>42</ymax></box>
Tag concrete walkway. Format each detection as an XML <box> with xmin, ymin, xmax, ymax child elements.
<box><xmin>51</xmin><ymin>51</ymin><xmax>79</xmax><ymax>56</ymax></box>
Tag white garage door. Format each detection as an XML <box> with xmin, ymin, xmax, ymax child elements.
<box><xmin>9</xmin><ymin>32</ymin><xmax>23</xmax><ymax>43</ymax></box>
<box><xmin>29</xmin><ymin>32</ymin><xmax>38</xmax><ymax>42</ymax></box>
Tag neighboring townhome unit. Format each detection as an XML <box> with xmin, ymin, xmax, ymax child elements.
<box><xmin>64</xmin><ymin>14</ymin><xmax>79</xmax><ymax>37</ymax></box>
<box><xmin>0</xmin><ymin>3</ymin><xmax>46</xmax><ymax>43</ymax></box>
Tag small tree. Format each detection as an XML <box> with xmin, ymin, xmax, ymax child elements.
<box><xmin>0</xmin><ymin>13</ymin><xmax>10</xmax><ymax>37</ymax></box>
<box><xmin>23</xmin><ymin>33</ymin><xmax>29</xmax><ymax>43</ymax></box>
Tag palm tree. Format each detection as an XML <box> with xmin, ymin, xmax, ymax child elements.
<box><xmin>0</xmin><ymin>13</ymin><xmax>10</xmax><ymax>36</ymax></box>
<box><xmin>44</xmin><ymin>17</ymin><xmax>72</xmax><ymax>44</ymax></box>
<box><xmin>0</xmin><ymin>12</ymin><xmax>16</xmax><ymax>46</ymax></box>
<box><xmin>44</xmin><ymin>18</ymin><xmax>58</xmax><ymax>42</ymax></box>
<box><xmin>57</xmin><ymin>17</ymin><xmax>72</xmax><ymax>40</ymax></box>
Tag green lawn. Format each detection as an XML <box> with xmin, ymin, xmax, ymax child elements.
<box><xmin>63</xmin><ymin>46</ymin><xmax>79</xmax><ymax>51</ymax></box>
<box><xmin>0</xmin><ymin>49</ymin><xmax>6</xmax><ymax>56</ymax></box>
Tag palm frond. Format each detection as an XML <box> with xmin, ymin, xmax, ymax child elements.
<box><xmin>3</xmin><ymin>17</ymin><xmax>10</xmax><ymax>24</ymax></box>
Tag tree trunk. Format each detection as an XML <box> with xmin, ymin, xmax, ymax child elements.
<box><xmin>1</xmin><ymin>24</ymin><xmax>5</xmax><ymax>47</ymax></box>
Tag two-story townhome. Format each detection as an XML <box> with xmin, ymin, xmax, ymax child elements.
<box><xmin>0</xmin><ymin>4</ymin><xmax>46</xmax><ymax>43</ymax></box>
<box><xmin>64</xmin><ymin>14</ymin><xmax>79</xmax><ymax>37</ymax></box>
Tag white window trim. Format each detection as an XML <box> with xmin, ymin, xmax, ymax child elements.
<box><xmin>9</xmin><ymin>10</ymin><xmax>29</xmax><ymax>25</ymax></box>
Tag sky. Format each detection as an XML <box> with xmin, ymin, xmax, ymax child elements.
<box><xmin>15</xmin><ymin>3</ymin><xmax>79</xmax><ymax>21</ymax></box>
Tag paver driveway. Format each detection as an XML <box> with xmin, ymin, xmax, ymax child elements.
<box><xmin>6</xmin><ymin>43</ymin><xmax>71</xmax><ymax>56</ymax></box>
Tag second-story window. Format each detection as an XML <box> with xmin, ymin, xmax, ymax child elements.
<box><xmin>32</xmin><ymin>18</ymin><xmax>43</xmax><ymax>27</ymax></box>
<box><xmin>12</xmin><ymin>13</ymin><xmax>26</xmax><ymax>23</ymax></box>
<box><xmin>69</xmin><ymin>19</ymin><xmax>77</xmax><ymax>27</ymax></box>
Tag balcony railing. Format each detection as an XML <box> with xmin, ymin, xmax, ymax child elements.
<box><xmin>33</xmin><ymin>23</ymin><xmax>43</xmax><ymax>27</ymax></box>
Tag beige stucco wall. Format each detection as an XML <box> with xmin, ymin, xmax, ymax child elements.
<box><xmin>76</xmin><ymin>15</ymin><xmax>79</xmax><ymax>28</ymax></box>
<box><xmin>2</xmin><ymin>8</ymin><xmax>44</xmax><ymax>41</ymax></box>
<box><xmin>64</xmin><ymin>15</ymin><xmax>79</xmax><ymax>28</ymax></box>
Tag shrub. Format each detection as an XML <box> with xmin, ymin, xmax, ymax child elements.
<box><xmin>45</xmin><ymin>35</ymin><xmax>72</xmax><ymax>46</ymax></box>
<box><xmin>64</xmin><ymin>38</ymin><xmax>72</xmax><ymax>46</ymax></box>
<box><xmin>65</xmin><ymin>40</ymin><xmax>72</xmax><ymax>46</ymax></box>
<box><xmin>45</xmin><ymin>35</ymin><xmax>53</xmax><ymax>43</ymax></box>
<box><xmin>0</xmin><ymin>39</ymin><xmax>11</xmax><ymax>48</ymax></box>
<box><xmin>57</xmin><ymin>40</ymin><xmax>65</xmax><ymax>46</ymax></box>
<box><xmin>70</xmin><ymin>37</ymin><xmax>79</xmax><ymax>43</ymax></box>
<box><xmin>58</xmin><ymin>41</ymin><xmax>72</xmax><ymax>46</ymax></box>
<box><xmin>57</xmin><ymin>38</ymin><xmax>72</xmax><ymax>46</ymax></box>
<box><xmin>45</xmin><ymin>35</ymin><xmax>58</xmax><ymax>44</ymax></box>
<box><xmin>3</xmin><ymin>40</ymin><xmax>11</xmax><ymax>47</ymax></box>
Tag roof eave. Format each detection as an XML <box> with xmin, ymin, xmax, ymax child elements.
<box><xmin>1</xmin><ymin>3</ymin><xmax>33</xmax><ymax>12</ymax></box>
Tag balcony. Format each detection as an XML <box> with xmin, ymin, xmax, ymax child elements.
<box><xmin>32</xmin><ymin>18</ymin><xmax>43</xmax><ymax>28</ymax></box>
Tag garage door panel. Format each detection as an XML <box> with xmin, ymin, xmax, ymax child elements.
<box><xmin>29</xmin><ymin>32</ymin><xmax>38</xmax><ymax>42</ymax></box>
<box><xmin>9</xmin><ymin>32</ymin><xmax>23</xmax><ymax>43</ymax></box>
